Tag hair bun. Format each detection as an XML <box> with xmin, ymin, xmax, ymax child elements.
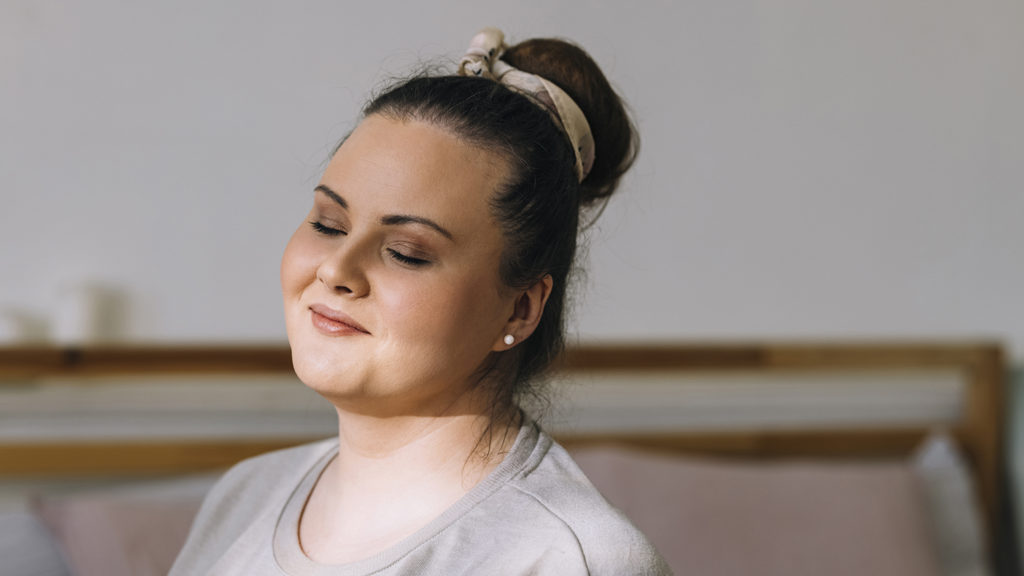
<box><xmin>501</xmin><ymin>38</ymin><xmax>639</xmax><ymax>208</ymax></box>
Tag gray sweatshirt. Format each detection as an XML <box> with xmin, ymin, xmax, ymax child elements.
<box><xmin>169</xmin><ymin>418</ymin><xmax>671</xmax><ymax>575</ymax></box>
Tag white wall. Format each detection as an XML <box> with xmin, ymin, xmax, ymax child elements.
<box><xmin>2</xmin><ymin>1</ymin><xmax>1022</xmax><ymax>358</ymax></box>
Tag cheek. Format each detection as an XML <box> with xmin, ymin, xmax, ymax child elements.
<box><xmin>281</xmin><ymin>228</ymin><xmax>321</xmax><ymax>296</ymax></box>
<box><xmin>377</xmin><ymin>271</ymin><xmax>505</xmax><ymax>346</ymax></box>
<box><xmin>374</xmin><ymin>280</ymin><xmax>439</xmax><ymax>334</ymax></box>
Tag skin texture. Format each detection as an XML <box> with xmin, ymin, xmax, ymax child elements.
<box><xmin>280</xmin><ymin>115</ymin><xmax>553</xmax><ymax>563</ymax></box>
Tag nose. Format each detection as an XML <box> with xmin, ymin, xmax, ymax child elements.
<box><xmin>315</xmin><ymin>237</ymin><xmax>371</xmax><ymax>297</ymax></box>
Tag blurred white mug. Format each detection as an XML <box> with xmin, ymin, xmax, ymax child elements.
<box><xmin>52</xmin><ymin>282</ymin><xmax>122</xmax><ymax>345</ymax></box>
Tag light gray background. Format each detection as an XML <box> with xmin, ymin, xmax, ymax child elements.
<box><xmin>2</xmin><ymin>1</ymin><xmax>1022</xmax><ymax>359</ymax></box>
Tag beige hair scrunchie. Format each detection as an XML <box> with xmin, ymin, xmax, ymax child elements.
<box><xmin>458</xmin><ymin>27</ymin><xmax>596</xmax><ymax>182</ymax></box>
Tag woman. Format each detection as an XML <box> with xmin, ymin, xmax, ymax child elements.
<box><xmin>170</xmin><ymin>28</ymin><xmax>670</xmax><ymax>575</ymax></box>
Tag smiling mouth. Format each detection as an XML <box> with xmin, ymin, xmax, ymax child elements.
<box><xmin>309</xmin><ymin>305</ymin><xmax>370</xmax><ymax>335</ymax></box>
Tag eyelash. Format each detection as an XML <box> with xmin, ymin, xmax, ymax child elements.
<box><xmin>309</xmin><ymin>221</ymin><xmax>344</xmax><ymax>236</ymax></box>
<box><xmin>388</xmin><ymin>249</ymin><xmax>430</xmax><ymax>267</ymax></box>
<box><xmin>310</xmin><ymin>221</ymin><xmax>431</xmax><ymax>267</ymax></box>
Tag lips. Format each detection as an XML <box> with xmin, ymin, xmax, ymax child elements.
<box><xmin>309</xmin><ymin>304</ymin><xmax>370</xmax><ymax>335</ymax></box>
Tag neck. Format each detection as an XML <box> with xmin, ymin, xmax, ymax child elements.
<box><xmin>335</xmin><ymin>411</ymin><xmax>498</xmax><ymax>483</ymax></box>
<box><xmin>329</xmin><ymin>382</ymin><xmax>518</xmax><ymax>473</ymax></box>
<box><xmin>298</xmin><ymin>397</ymin><xmax>520</xmax><ymax>564</ymax></box>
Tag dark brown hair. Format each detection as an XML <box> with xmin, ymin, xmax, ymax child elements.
<box><xmin>362</xmin><ymin>37</ymin><xmax>638</xmax><ymax>426</ymax></box>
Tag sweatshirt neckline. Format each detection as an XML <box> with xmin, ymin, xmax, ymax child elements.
<box><xmin>273</xmin><ymin>419</ymin><xmax>544</xmax><ymax>576</ymax></box>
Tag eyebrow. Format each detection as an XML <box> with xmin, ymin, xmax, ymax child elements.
<box><xmin>314</xmin><ymin>184</ymin><xmax>454</xmax><ymax>241</ymax></box>
<box><xmin>315</xmin><ymin>185</ymin><xmax>347</xmax><ymax>209</ymax></box>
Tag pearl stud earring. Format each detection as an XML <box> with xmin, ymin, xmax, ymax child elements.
<box><xmin>503</xmin><ymin>334</ymin><xmax>515</xmax><ymax>346</ymax></box>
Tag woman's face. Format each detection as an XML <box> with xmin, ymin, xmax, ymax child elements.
<box><xmin>281</xmin><ymin>115</ymin><xmax>517</xmax><ymax>416</ymax></box>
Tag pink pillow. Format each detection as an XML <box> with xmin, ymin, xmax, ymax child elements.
<box><xmin>31</xmin><ymin>478</ymin><xmax>212</xmax><ymax>576</ymax></box>
<box><xmin>571</xmin><ymin>446</ymin><xmax>940</xmax><ymax>576</ymax></box>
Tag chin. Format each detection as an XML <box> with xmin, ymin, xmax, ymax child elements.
<box><xmin>288</xmin><ymin>331</ymin><xmax>352</xmax><ymax>392</ymax></box>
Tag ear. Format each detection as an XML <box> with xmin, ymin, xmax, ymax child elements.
<box><xmin>492</xmin><ymin>275</ymin><xmax>553</xmax><ymax>351</ymax></box>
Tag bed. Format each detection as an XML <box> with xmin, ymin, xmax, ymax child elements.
<box><xmin>0</xmin><ymin>341</ymin><xmax>1011</xmax><ymax>575</ymax></box>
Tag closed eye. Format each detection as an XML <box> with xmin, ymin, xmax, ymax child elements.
<box><xmin>309</xmin><ymin>221</ymin><xmax>346</xmax><ymax>236</ymax></box>
<box><xmin>388</xmin><ymin>249</ymin><xmax>430</xmax><ymax>267</ymax></box>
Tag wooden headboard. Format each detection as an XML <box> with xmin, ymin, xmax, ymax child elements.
<box><xmin>0</xmin><ymin>341</ymin><xmax>1006</xmax><ymax>559</ymax></box>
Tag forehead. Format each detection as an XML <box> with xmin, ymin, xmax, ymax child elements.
<box><xmin>321</xmin><ymin>115</ymin><xmax>511</xmax><ymax>241</ymax></box>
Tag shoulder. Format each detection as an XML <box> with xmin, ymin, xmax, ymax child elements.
<box><xmin>202</xmin><ymin>438</ymin><xmax>334</xmax><ymax>512</ymax></box>
<box><xmin>223</xmin><ymin>438</ymin><xmax>336</xmax><ymax>483</ymax></box>
<box><xmin>170</xmin><ymin>438</ymin><xmax>335</xmax><ymax>574</ymax></box>
<box><xmin>503</xmin><ymin>431</ymin><xmax>672</xmax><ymax>575</ymax></box>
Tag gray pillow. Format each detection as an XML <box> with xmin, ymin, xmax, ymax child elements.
<box><xmin>0</xmin><ymin>511</ymin><xmax>71</xmax><ymax>576</ymax></box>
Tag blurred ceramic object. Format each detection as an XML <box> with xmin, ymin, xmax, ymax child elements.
<box><xmin>0</xmin><ymin>310</ymin><xmax>24</xmax><ymax>343</ymax></box>
<box><xmin>52</xmin><ymin>283</ymin><xmax>123</xmax><ymax>345</ymax></box>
